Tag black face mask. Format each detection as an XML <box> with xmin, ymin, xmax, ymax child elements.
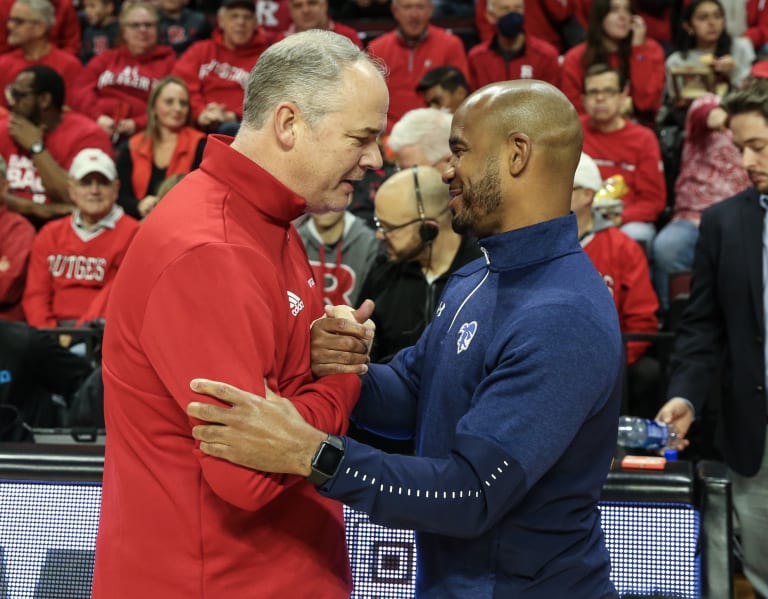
<box><xmin>497</xmin><ymin>11</ymin><xmax>524</xmax><ymax>38</ymax></box>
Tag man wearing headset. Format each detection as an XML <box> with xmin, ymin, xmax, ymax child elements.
<box><xmin>356</xmin><ymin>165</ymin><xmax>482</xmax><ymax>365</ymax></box>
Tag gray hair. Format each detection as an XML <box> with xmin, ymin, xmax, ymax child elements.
<box><xmin>241</xmin><ymin>30</ymin><xmax>385</xmax><ymax>130</ymax></box>
<box><xmin>15</xmin><ymin>0</ymin><xmax>55</xmax><ymax>28</ymax></box>
<box><xmin>389</xmin><ymin>108</ymin><xmax>452</xmax><ymax>165</ymax></box>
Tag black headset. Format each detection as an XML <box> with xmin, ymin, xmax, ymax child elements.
<box><xmin>412</xmin><ymin>166</ymin><xmax>439</xmax><ymax>243</ymax></box>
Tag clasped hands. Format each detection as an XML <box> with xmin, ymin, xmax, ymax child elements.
<box><xmin>186</xmin><ymin>300</ymin><xmax>375</xmax><ymax>472</ymax></box>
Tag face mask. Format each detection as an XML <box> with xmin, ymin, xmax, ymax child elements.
<box><xmin>497</xmin><ymin>11</ymin><xmax>524</xmax><ymax>38</ymax></box>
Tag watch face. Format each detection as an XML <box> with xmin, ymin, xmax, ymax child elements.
<box><xmin>314</xmin><ymin>441</ymin><xmax>345</xmax><ymax>476</ymax></box>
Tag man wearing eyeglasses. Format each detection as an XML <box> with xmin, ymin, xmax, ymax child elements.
<box><xmin>0</xmin><ymin>65</ymin><xmax>113</xmax><ymax>224</ymax></box>
<box><xmin>357</xmin><ymin>165</ymin><xmax>481</xmax><ymax>365</ymax></box>
<box><xmin>0</xmin><ymin>0</ymin><xmax>81</xmax><ymax>57</ymax></box>
<box><xmin>0</xmin><ymin>0</ymin><xmax>83</xmax><ymax>110</ymax></box>
<box><xmin>580</xmin><ymin>63</ymin><xmax>666</xmax><ymax>254</ymax></box>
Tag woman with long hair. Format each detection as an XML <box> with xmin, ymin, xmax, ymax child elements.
<box><xmin>561</xmin><ymin>0</ymin><xmax>665</xmax><ymax>123</ymax></box>
<box><xmin>665</xmin><ymin>0</ymin><xmax>755</xmax><ymax>105</ymax></box>
<box><xmin>116</xmin><ymin>76</ymin><xmax>206</xmax><ymax>217</ymax></box>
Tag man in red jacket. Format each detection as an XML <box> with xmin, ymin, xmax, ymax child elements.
<box><xmin>172</xmin><ymin>0</ymin><xmax>279</xmax><ymax>134</ymax></box>
<box><xmin>0</xmin><ymin>0</ymin><xmax>82</xmax><ymax>109</ymax></box>
<box><xmin>366</xmin><ymin>0</ymin><xmax>469</xmax><ymax>132</ymax></box>
<box><xmin>93</xmin><ymin>30</ymin><xmax>387</xmax><ymax>598</ymax></box>
<box><xmin>580</xmin><ymin>63</ymin><xmax>666</xmax><ymax>252</ymax></box>
<box><xmin>469</xmin><ymin>0</ymin><xmax>561</xmax><ymax>90</ymax></box>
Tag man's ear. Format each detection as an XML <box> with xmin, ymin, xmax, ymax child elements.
<box><xmin>273</xmin><ymin>101</ymin><xmax>299</xmax><ymax>149</ymax></box>
<box><xmin>506</xmin><ymin>131</ymin><xmax>530</xmax><ymax>177</ymax></box>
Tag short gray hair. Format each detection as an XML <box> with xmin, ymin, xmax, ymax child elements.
<box><xmin>389</xmin><ymin>108</ymin><xmax>452</xmax><ymax>165</ymax></box>
<box><xmin>241</xmin><ymin>30</ymin><xmax>385</xmax><ymax>130</ymax></box>
<box><xmin>15</xmin><ymin>0</ymin><xmax>54</xmax><ymax>28</ymax></box>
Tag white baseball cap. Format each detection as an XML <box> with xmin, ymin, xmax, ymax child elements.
<box><xmin>573</xmin><ymin>152</ymin><xmax>603</xmax><ymax>192</ymax></box>
<box><xmin>69</xmin><ymin>148</ymin><xmax>117</xmax><ymax>181</ymax></box>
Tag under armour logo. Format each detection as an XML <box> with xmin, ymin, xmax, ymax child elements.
<box><xmin>287</xmin><ymin>291</ymin><xmax>305</xmax><ymax>316</ymax></box>
<box><xmin>435</xmin><ymin>301</ymin><xmax>445</xmax><ymax>317</ymax></box>
<box><xmin>457</xmin><ymin>321</ymin><xmax>477</xmax><ymax>354</ymax></box>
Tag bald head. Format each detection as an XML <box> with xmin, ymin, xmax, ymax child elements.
<box><xmin>446</xmin><ymin>80</ymin><xmax>583</xmax><ymax>236</ymax></box>
<box><xmin>377</xmin><ymin>165</ymin><xmax>449</xmax><ymax>218</ymax></box>
<box><xmin>460</xmin><ymin>80</ymin><xmax>582</xmax><ymax>177</ymax></box>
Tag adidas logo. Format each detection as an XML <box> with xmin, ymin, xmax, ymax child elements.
<box><xmin>288</xmin><ymin>291</ymin><xmax>305</xmax><ymax>317</ymax></box>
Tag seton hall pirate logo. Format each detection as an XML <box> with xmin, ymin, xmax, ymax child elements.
<box><xmin>457</xmin><ymin>321</ymin><xmax>477</xmax><ymax>354</ymax></box>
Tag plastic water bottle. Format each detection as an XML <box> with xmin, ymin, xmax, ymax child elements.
<box><xmin>617</xmin><ymin>416</ymin><xmax>677</xmax><ymax>450</ymax></box>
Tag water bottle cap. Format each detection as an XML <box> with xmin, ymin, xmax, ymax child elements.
<box><xmin>663</xmin><ymin>448</ymin><xmax>678</xmax><ymax>461</ymax></box>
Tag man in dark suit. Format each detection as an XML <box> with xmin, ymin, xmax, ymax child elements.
<box><xmin>657</xmin><ymin>78</ymin><xmax>768</xmax><ymax>599</ymax></box>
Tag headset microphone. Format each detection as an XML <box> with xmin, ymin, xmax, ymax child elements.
<box><xmin>412</xmin><ymin>166</ymin><xmax>439</xmax><ymax>243</ymax></box>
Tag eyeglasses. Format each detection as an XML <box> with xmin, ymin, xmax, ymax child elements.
<box><xmin>373</xmin><ymin>215</ymin><xmax>424</xmax><ymax>235</ymax></box>
<box><xmin>7</xmin><ymin>16</ymin><xmax>41</xmax><ymax>26</ymax></box>
<box><xmin>124</xmin><ymin>21</ymin><xmax>157</xmax><ymax>30</ymax></box>
<box><xmin>5</xmin><ymin>84</ymin><xmax>35</xmax><ymax>102</ymax></box>
<box><xmin>584</xmin><ymin>87</ymin><xmax>621</xmax><ymax>99</ymax></box>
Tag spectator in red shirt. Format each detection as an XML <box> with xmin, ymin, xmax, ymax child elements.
<box><xmin>0</xmin><ymin>66</ymin><xmax>113</xmax><ymax>224</ymax></box>
<box><xmin>0</xmin><ymin>155</ymin><xmax>35</xmax><ymax>321</ymax></box>
<box><xmin>572</xmin><ymin>151</ymin><xmax>661</xmax><ymax>418</ymax></box>
<box><xmin>561</xmin><ymin>0</ymin><xmax>665</xmax><ymax>125</ymax></box>
<box><xmin>22</xmin><ymin>148</ymin><xmax>139</xmax><ymax>327</ymax></box>
<box><xmin>0</xmin><ymin>0</ymin><xmax>83</xmax><ymax>109</ymax></box>
<box><xmin>172</xmin><ymin>0</ymin><xmax>278</xmax><ymax>135</ymax></box>
<box><xmin>72</xmin><ymin>1</ymin><xmax>175</xmax><ymax>143</ymax></box>
<box><xmin>0</xmin><ymin>0</ymin><xmax>80</xmax><ymax>56</ymax></box>
<box><xmin>366</xmin><ymin>0</ymin><xmax>469</xmax><ymax>132</ymax></box>
<box><xmin>744</xmin><ymin>0</ymin><xmax>768</xmax><ymax>55</ymax></box>
<box><xmin>284</xmin><ymin>0</ymin><xmax>361</xmax><ymax>48</ymax></box>
<box><xmin>469</xmin><ymin>0</ymin><xmax>561</xmax><ymax>90</ymax></box>
<box><xmin>580</xmin><ymin>63</ymin><xmax>666</xmax><ymax>251</ymax></box>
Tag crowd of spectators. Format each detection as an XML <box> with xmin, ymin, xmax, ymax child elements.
<box><xmin>0</xmin><ymin>0</ymin><xmax>766</xmax><ymax>457</ymax></box>
<box><xmin>1</xmin><ymin>0</ymin><xmax>767</xmax><ymax>594</ymax></box>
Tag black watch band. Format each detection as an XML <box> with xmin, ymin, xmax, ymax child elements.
<box><xmin>307</xmin><ymin>434</ymin><xmax>345</xmax><ymax>487</ymax></box>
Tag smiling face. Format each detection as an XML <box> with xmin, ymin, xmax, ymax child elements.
<box><xmin>602</xmin><ymin>0</ymin><xmax>632</xmax><ymax>42</ymax></box>
<box><xmin>730</xmin><ymin>110</ymin><xmax>768</xmax><ymax>194</ymax></box>
<box><xmin>293</xmin><ymin>62</ymin><xmax>388</xmax><ymax>214</ymax></box>
<box><xmin>443</xmin><ymin>102</ymin><xmax>504</xmax><ymax>238</ymax></box>
<box><xmin>69</xmin><ymin>172</ymin><xmax>119</xmax><ymax>225</ymax></box>
<box><xmin>154</xmin><ymin>81</ymin><xmax>190</xmax><ymax>132</ymax></box>
<box><xmin>121</xmin><ymin>5</ymin><xmax>158</xmax><ymax>55</ymax></box>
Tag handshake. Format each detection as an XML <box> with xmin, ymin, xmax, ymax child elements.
<box><xmin>310</xmin><ymin>299</ymin><xmax>376</xmax><ymax>377</ymax></box>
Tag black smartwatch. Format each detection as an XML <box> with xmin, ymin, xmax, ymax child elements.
<box><xmin>29</xmin><ymin>141</ymin><xmax>44</xmax><ymax>155</ymax></box>
<box><xmin>307</xmin><ymin>434</ymin><xmax>345</xmax><ymax>487</ymax></box>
